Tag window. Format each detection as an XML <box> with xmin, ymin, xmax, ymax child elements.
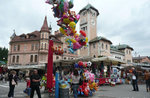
<box><xmin>126</xmin><ymin>50</ymin><xmax>128</xmax><ymax>54</ymax></box>
<box><xmin>127</xmin><ymin>60</ymin><xmax>131</xmax><ymax>63</ymax></box>
<box><xmin>93</xmin><ymin>43</ymin><xmax>95</xmax><ymax>48</ymax></box>
<box><xmin>93</xmin><ymin>55</ymin><xmax>96</xmax><ymax>58</ymax></box>
<box><xmin>129</xmin><ymin>50</ymin><xmax>131</xmax><ymax>54</ymax></box>
<box><xmin>41</xmin><ymin>43</ymin><xmax>43</xmax><ymax>50</ymax></box>
<box><xmin>45</xmin><ymin>33</ymin><xmax>47</xmax><ymax>39</ymax></box>
<box><xmin>92</xmin><ymin>13</ymin><xmax>95</xmax><ymax>16</ymax></box>
<box><xmin>30</xmin><ymin>35</ymin><xmax>35</xmax><ymax>38</ymax></box>
<box><xmin>106</xmin><ymin>44</ymin><xmax>108</xmax><ymax>50</ymax></box>
<box><xmin>16</xmin><ymin>56</ymin><xmax>19</xmax><ymax>63</ymax></box>
<box><xmin>17</xmin><ymin>45</ymin><xmax>20</xmax><ymax>51</ymax></box>
<box><xmin>56</xmin><ymin>56</ymin><xmax>59</xmax><ymax>60</ymax></box>
<box><xmin>83</xmin><ymin>12</ymin><xmax>86</xmax><ymax>16</ymax></box>
<box><xmin>64</xmin><ymin>57</ymin><xmax>66</xmax><ymax>60</ymax></box>
<box><xmin>42</xmin><ymin>33</ymin><xmax>44</xmax><ymax>38</ymax></box>
<box><xmin>31</xmin><ymin>44</ymin><xmax>34</xmax><ymax>50</ymax></box>
<box><xmin>35</xmin><ymin>44</ymin><xmax>39</xmax><ymax>50</ymax></box>
<box><xmin>85</xmin><ymin>26</ymin><xmax>87</xmax><ymax>31</ymax></box>
<box><xmin>45</xmin><ymin>43</ymin><xmax>47</xmax><ymax>50</ymax></box>
<box><xmin>24</xmin><ymin>44</ymin><xmax>27</xmax><ymax>51</ymax></box>
<box><xmin>35</xmin><ymin>55</ymin><xmax>37</xmax><ymax>62</ymax></box>
<box><xmin>14</xmin><ymin>45</ymin><xmax>17</xmax><ymax>51</ymax></box>
<box><xmin>102</xmin><ymin>43</ymin><xmax>104</xmax><ymax>49</ymax></box>
<box><xmin>12</xmin><ymin>56</ymin><xmax>15</xmax><ymax>63</ymax></box>
<box><xmin>30</xmin><ymin>55</ymin><xmax>33</xmax><ymax>62</ymax></box>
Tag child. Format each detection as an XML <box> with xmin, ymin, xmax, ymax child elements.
<box><xmin>24</xmin><ymin>77</ymin><xmax>31</xmax><ymax>96</ymax></box>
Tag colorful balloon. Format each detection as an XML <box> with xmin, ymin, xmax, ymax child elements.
<box><xmin>46</xmin><ymin>0</ymin><xmax>88</xmax><ymax>54</ymax></box>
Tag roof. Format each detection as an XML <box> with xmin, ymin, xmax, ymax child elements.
<box><xmin>115</xmin><ymin>44</ymin><xmax>134</xmax><ymax>51</ymax></box>
<box><xmin>40</xmin><ymin>16</ymin><xmax>50</xmax><ymax>33</ymax></box>
<box><xmin>79</xmin><ymin>4</ymin><xmax>99</xmax><ymax>16</ymax></box>
<box><xmin>110</xmin><ymin>46</ymin><xmax>124</xmax><ymax>54</ymax></box>
<box><xmin>133</xmin><ymin>56</ymin><xmax>149</xmax><ymax>60</ymax></box>
<box><xmin>10</xmin><ymin>31</ymin><xmax>40</xmax><ymax>43</ymax></box>
<box><xmin>49</xmin><ymin>35</ymin><xmax>63</xmax><ymax>44</ymax></box>
<box><xmin>89</xmin><ymin>36</ymin><xmax>112</xmax><ymax>44</ymax></box>
<box><xmin>55</xmin><ymin>33</ymin><xmax>64</xmax><ymax>37</ymax></box>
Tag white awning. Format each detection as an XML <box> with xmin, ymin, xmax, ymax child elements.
<box><xmin>92</xmin><ymin>56</ymin><xmax>126</xmax><ymax>65</ymax></box>
<box><xmin>8</xmin><ymin>64</ymin><xmax>45</xmax><ymax>70</ymax></box>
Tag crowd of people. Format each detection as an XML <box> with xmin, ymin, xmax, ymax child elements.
<box><xmin>0</xmin><ymin>66</ymin><xmax>149</xmax><ymax>98</ymax></box>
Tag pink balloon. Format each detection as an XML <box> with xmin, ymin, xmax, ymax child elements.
<box><xmin>75</xmin><ymin>37</ymin><xmax>80</xmax><ymax>41</ymax></box>
<box><xmin>73</xmin><ymin>42</ymin><xmax>81</xmax><ymax>49</ymax></box>
<box><xmin>76</xmin><ymin>14</ymin><xmax>80</xmax><ymax>20</ymax></box>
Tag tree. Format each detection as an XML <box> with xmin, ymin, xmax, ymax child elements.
<box><xmin>0</xmin><ymin>47</ymin><xmax>8</xmax><ymax>63</ymax></box>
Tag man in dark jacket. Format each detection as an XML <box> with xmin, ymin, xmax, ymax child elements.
<box><xmin>30</xmin><ymin>69</ymin><xmax>41</xmax><ymax>98</ymax></box>
<box><xmin>132</xmin><ymin>67</ymin><xmax>139</xmax><ymax>91</ymax></box>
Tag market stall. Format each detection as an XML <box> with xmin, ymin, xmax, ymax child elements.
<box><xmin>92</xmin><ymin>56</ymin><xmax>126</xmax><ymax>86</ymax></box>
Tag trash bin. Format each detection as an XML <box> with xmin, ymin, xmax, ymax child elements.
<box><xmin>59</xmin><ymin>88</ymin><xmax>69</xmax><ymax>98</ymax></box>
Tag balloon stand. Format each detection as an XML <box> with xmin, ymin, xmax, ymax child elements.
<box><xmin>75</xmin><ymin>61</ymin><xmax>99</xmax><ymax>97</ymax></box>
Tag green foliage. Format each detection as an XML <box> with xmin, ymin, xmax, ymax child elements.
<box><xmin>0</xmin><ymin>47</ymin><xmax>8</xmax><ymax>63</ymax></box>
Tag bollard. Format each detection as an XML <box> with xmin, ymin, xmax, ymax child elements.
<box><xmin>55</xmin><ymin>71</ymin><xmax>59</xmax><ymax>98</ymax></box>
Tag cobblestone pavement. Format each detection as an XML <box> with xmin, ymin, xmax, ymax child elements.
<box><xmin>0</xmin><ymin>81</ymin><xmax>150</xmax><ymax>98</ymax></box>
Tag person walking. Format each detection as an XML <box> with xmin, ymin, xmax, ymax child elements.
<box><xmin>71</xmin><ymin>69</ymin><xmax>81</xmax><ymax>98</ymax></box>
<box><xmin>30</xmin><ymin>69</ymin><xmax>41</xmax><ymax>98</ymax></box>
<box><xmin>131</xmin><ymin>67</ymin><xmax>139</xmax><ymax>91</ymax></box>
<box><xmin>144</xmin><ymin>70</ymin><xmax>150</xmax><ymax>92</ymax></box>
<box><xmin>8</xmin><ymin>70</ymin><xmax>18</xmax><ymax>98</ymax></box>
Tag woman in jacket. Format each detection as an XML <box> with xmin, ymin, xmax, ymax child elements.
<box><xmin>8</xmin><ymin>70</ymin><xmax>18</xmax><ymax>98</ymax></box>
<box><xmin>71</xmin><ymin>69</ymin><xmax>80</xmax><ymax>98</ymax></box>
<box><xmin>144</xmin><ymin>70</ymin><xmax>150</xmax><ymax>92</ymax></box>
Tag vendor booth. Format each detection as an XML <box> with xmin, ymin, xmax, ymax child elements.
<box><xmin>92</xmin><ymin>56</ymin><xmax>126</xmax><ymax>85</ymax></box>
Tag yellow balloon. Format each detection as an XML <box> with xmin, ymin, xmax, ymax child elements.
<box><xmin>59</xmin><ymin>27</ymin><xmax>67</xmax><ymax>36</ymax></box>
<box><xmin>71</xmin><ymin>39</ymin><xmax>76</xmax><ymax>43</ymax></box>
<box><xmin>74</xmin><ymin>33</ymin><xmax>79</xmax><ymax>37</ymax></box>
<box><xmin>63</xmin><ymin>18</ymin><xmax>70</xmax><ymax>24</ymax></box>
<box><xmin>85</xmin><ymin>37</ymin><xmax>88</xmax><ymax>43</ymax></box>
<box><xmin>69</xmin><ymin>22</ymin><xmax>76</xmax><ymax>31</ymax></box>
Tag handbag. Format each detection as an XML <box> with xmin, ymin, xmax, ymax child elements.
<box><xmin>12</xmin><ymin>79</ymin><xmax>16</xmax><ymax>85</ymax></box>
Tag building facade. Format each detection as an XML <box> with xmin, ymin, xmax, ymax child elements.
<box><xmin>79</xmin><ymin>4</ymin><xmax>99</xmax><ymax>57</ymax></box>
<box><xmin>133</xmin><ymin>56</ymin><xmax>150</xmax><ymax>64</ymax></box>
<box><xmin>78</xmin><ymin>4</ymin><xmax>133</xmax><ymax>65</ymax></box>
<box><xmin>8</xmin><ymin>17</ymin><xmax>78</xmax><ymax>68</ymax></box>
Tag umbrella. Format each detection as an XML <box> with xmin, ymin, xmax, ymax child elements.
<box><xmin>0</xmin><ymin>61</ymin><xmax>6</xmax><ymax>65</ymax></box>
<box><xmin>92</xmin><ymin>56</ymin><xmax>126</xmax><ymax>65</ymax></box>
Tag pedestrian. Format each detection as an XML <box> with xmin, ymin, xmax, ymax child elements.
<box><xmin>30</xmin><ymin>69</ymin><xmax>41</xmax><ymax>98</ymax></box>
<box><xmin>71</xmin><ymin>69</ymin><xmax>81</xmax><ymax>98</ymax></box>
<box><xmin>8</xmin><ymin>70</ymin><xmax>18</xmax><ymax>98</ymax></box>
<box><xmin>144</xmin><ymin>70</ymin><xmax>150</xmax><ymax>92</ymax></box>
<box><xmin>23</xmin><ymin>77</ymin><xmax>31</xmax><ymax>96</ymax></box>
<box><xmin>131</xmin><ymin>67</ymin><xmax>139</xmax><ymax>91</ymax></box>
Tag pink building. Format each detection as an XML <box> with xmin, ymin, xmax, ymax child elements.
<box><xmin>7</xmin><ymin>16</ymin><xmax>78</xmax><ymax>69</ymax></box>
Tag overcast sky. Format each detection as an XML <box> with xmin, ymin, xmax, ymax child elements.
<box><xmin>0</xmin><ymin>0</ymin><xmax>150</xmax><ymax>56</ymax></box>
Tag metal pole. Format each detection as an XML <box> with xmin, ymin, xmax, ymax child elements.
<box><xmin>55</xmin><ymin>71</ymin><xmax>59</xmax><ymax>98</ymax></box>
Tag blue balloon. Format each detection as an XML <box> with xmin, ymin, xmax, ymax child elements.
<box><xmin>81</xmin><ymin>92</ymin><xmax>84</xmax><ymax>95</ymax></box>
<box><xmin>74</xmin><ymin>63</ymin><xmax>79</xmax><ymax>68</ymax></box>
<box><xmin>68</xmin><ymin>48</ymin><xmax>74</xmax><ymax>53</ymax></box>
<box><xmin>78</xmin><ymin>91</ymin><xmax>80</xmax><ymax>95</ymax></box>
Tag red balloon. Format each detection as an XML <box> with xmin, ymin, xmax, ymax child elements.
<box><xmin>80</xmin><ymin>30</ymin><xmax>86</xmax><ymax>37</ymax></box>
<box><xmin>84</xmin><ymin>89</ymin><xmax>89</xmax><ymax>96</ymax></box>
<box><xmin>78</xmin><ymin>61</ymin><xmax>83</xmax><ymax>66</ymax></box>
<box><xmin>79</xmin><ymin>41</ymin><xmax>86</xmax><ymax>46</ymax></box>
